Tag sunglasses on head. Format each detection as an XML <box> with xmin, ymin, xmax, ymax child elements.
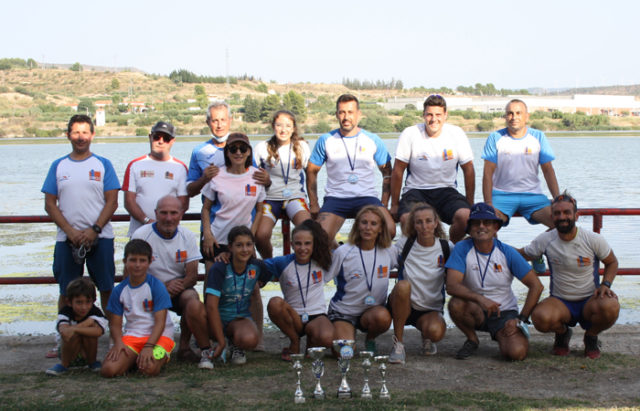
<box><xmin>152</xmin><ymin>133</ymin><xmax>173</xmax><ymax>143</ymax></box>
<box><xmin>228</xmin><ymin>144</ymin><xmax>249</xmax><ymax>154</ymax></box>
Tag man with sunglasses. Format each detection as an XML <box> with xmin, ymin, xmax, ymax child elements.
<box><xmin>390</xmin><ymin>94</ymin><xmax>475</xmax><ymax>242</ymax></box>
<box><xmin>519</xmin><ymin>192</ymin><xmax>619</xmax><ymax>359</ymax></box>
<box><xmin>122</xmin><ymin>121</ymin><xmax>188</xmax><ymax>237</ymax></box>
<box><xmin>445</xmin><ymin>203</ymin><xmax>543</xmax><ymax>360</ymax></box>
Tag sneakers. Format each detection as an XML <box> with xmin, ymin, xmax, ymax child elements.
<box><xmin>365</xmin><ymin>339</ymin><xmax>377</xmax><ymax>355</ymax></box>
<box><xmin>45</xmin><ymin>346</ymin><xmax>59</xmax><ymax>359</ymax></box>
<box><xmin>45</xmin><ymin>363</ymin><xmax>68</xmax><ymax>376</ymax></box>
<box><xmin>455</xmin><ymin>339</ymin><xmax>478</xmax><ymax>360</ymax></box>
<box><xmin>198</xmin><ymin>349</ymin><xmax>214</xmax><ymax>369</ymax></box>
<box><xmin>552</xmin><ymin>327</ymin><xmax>573</xmax><ymax>356</ymax></box>
<box><xmin>532</xmin><ymin>256</ymin><xmax>547</xmax><ymax>274</ymax></box>
<box><xmin>230</xmin><ymin>343</ymin><xmax>247</xmax><ymax>365</ymax></box>
<box><xmin>388</xmin><ymin>336</ymin><xmax>405</xmax><ymax>364</ymax></box>
<box><xmin>88</xmin><ymin>361</ymin><xmax>101</xmax><ymax>372</ymax></box>
<box><xmin>422</xmin><ymin>338</ymin><xmax>437</xmax><ymax>355</ymax></box>
<box><xmin>584</xmin><ymin>335</ymin><xmax>601</xmax><ymax>359</ymax></box>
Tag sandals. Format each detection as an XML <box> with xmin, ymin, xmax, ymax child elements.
<box><xmin>281</xmin><ymin>347</ymin><xmax>292</xmax><ymax>362</ymax></box>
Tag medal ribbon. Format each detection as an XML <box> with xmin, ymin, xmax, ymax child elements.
<box><xmin>279</xmin><ymin>144</ymin><xmax>293</xmax><ymax>186</ymax></box>
<box><xmin>340</xmin><ymin>134</ymin><xmax>359</xmax><ymax>172</ymax></box>
<box><xmin>359</xmin><ymin>246</ymin><xmax>377</xmax><ymax>293</ymax></box>
<box><xmin>294</xmin><ymin>261</ymin><xmax>311</xmax><ymax>311</ymax></box>
<box><xmin>474</xmin><ymin>245</ymin><xmax>495</xmax><ymax>288</ymax></box>
<box><xmin>232</xmin><ymin>266</ymin><xmax>248</xmax><ymax>314</ymax></box>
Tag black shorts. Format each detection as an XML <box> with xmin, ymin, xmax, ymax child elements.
<box><xmin>299</xmin><ymin>313</ymin><xmax>329</xmax><ymax>336</ymax></box>
<box><xmin>398</xmin><ymin>187</ymin><xmax>470</xmax><ymax>225</ymax></box>
<box><xmin>168</xmin><ymin>287</ymin><xmax>198</xmax><ymax>316</ymax></box>
<box><xmin>476</xmin><ymin>309</ymin><xmax>518</xmax><ymax>340</ymax></box>
<box><xmin>327</xmin><ymin>308</ymin><xmax>367</xmax><ymax>332</ymax></box>
<box><xmin>199</xmin><ymin>232</ymin><xmax>229</xmax><ymax>263</ymax></box>
<box><xmin>387</xmin><ymin>302</ymin><xmax>443</xmax><ymax>328</ymax></box>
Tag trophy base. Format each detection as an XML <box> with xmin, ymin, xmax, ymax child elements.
<box><xmin>337</xmin><ymin>391</ymin><xmax>353</xmax><ymax>399</ymax></box>
<box><xmin>294</xmin><ymin>397</ymin><xmax>306</xmax><ymax>404</ymax></box>
<box><xmin>313</xmin><ymin>393</ymin><xmax>326</xmax><ymax>400</ymax></box>
<box><xmin>361</xmin><ymin>393</ymin><xmax>373</xmax><ymax>399</ymax></box>
<box><xmin>379</xmin><ymin>393</ymin><xmax>391</xmax><ymax>400</ymax></box>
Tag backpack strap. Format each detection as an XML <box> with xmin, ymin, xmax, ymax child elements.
<box><xmin>439</xmin><ymin>238</ymin><xmax>450</xmax><ymax>263</ymax></box>
<box><xmin>396</xmin><ymin>236</ymin><xmax>417</xmax><ymax>280</ymax></box>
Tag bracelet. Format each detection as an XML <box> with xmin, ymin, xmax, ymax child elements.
<box><xmin>382</xmin><ymin>176</ymin><xmax>391</xmax><ymax>180</ymax></box>
<box><xmin>601</xmin><ymin>280</ymin><xmax>612</xmax><ymax>289</ymax></box>
<box><xmin>143</xmin><ymin>343</ymin><xmax>155</xmax><ymax>348</ymax></box>
<box><xmin>143</xmin><ymin>217</ymin><xmax>151</xmax><ymax>224</ymax></box>
<box><xmin>517</xmin><ymin>313</ymin><xmax>531</xmax><ymax>324</ymax></box>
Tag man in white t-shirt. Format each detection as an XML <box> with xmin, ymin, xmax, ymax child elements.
<box><xmin>390</xmin><ymin>95</ymin><xmax>475</xmax><ymax>242</ymax></box>
<box><xmin>131</xmin><ymin>195</ymin><xmax>213</xmax><ymax>368</ymax></box>
<box><xmin>519</xmin><ymin>192</ymin><xmax>619</xmax><ymax>359</ymax></box>
<box><xmin>123</xmin><ymin>121</ymin><xmax>188</xmax><ymax>237</ymax></box>
<box><xmin>307</xmin><ymin>94</ymin><xmax>395</xmax><ymax>244</ymax></box>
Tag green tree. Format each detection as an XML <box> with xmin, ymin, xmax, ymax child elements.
<box><xmin>111</xmin><ymin>94</ymin><xmax>122</xmax><ymax>105</ymax></box>
<box><xmin>243</xmin><ymin>96</ymin><xmax>261</xmax><ymax>122</ymax></box>
<box><xmin>26</xmin><ymin>58</ymin><xmax>38</xmax><ymax>69</ymax></box>
<box><xmin>110</xmin><ymin>78</ymin><xmax>120</xmax><ymax>90</ymax></box>
<box><xmin>196</xmin><ymin>94</ymin><xmax>209</xmax><ymax>109</ymax></box>
<box><xmin>394</xmin><ymin>114</ymin><xmax>419</xmax><ymax>132</ymax></box>
<box><xmin>261</xmin><ymin>94</ymin><xmax>281</xmax><ymax>121</ymax></box>
<box><xmin>194</xmin><ymin>85</ymin><xmax>206</xmax><ymax>96</ymax></box>
<box><xmin>255</xmin><ymin>83</ymin><xmax>269</xmax><ymax>93</ymax></box>
<box><xmin>77</xmin><ymin>98</ymin><xmax>95</xmax><ymax>115</ymax></box>
<box><xmin>360</xmin><ymin>112</ymin><xmax>394</xmax><ymax>133</ymax></box>
<box><xmin>69</xmin><ymin>62</ymin><xmax>83</xmax><ymax>72</ymax></box>
<box><xmin>282</xmin><ymin>90</ymin><xmax>307</xmax><ymax>121</ymax></box>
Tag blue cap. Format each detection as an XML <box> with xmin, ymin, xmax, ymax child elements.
<box><xmin>466</xmin><ymin>202</ymin><xmax>503</xmax><ymax>233</ymax></box>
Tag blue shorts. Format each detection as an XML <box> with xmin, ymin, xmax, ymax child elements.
<box><xmin>262</xmin><ymin>198</ymin><xmax>309</xmax><ymax>223</ymax></box>
<box><xmin>477</xmin><ymin>309</ymin><xmax>518</xmax><ymax>340</ymax></box>
<box><xmin>491</xmin><ymin>190</ymin><xmax>550</xmax><ymax>226</ymax></box>
<box><xmin>53</xmin><ymin>238</ymin><xmax>115</xmax><ymax>295</ymax></box>
<box><xmin>556</xmin><ymin>296</ymin><xmax>592</xmax><ymax>330</ymax></box>
<box><xmin>320</xmin><ymin>196</ymin><xmax>383</xmax><ymax>219</ymax></box>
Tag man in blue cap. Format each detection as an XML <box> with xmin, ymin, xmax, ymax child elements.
<box><xmin>445</xmin><ymin>202</ymin><xmax>543</xmax><ymax>360</ymax></box>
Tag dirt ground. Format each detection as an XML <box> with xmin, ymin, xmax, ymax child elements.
<box><xmin>2</xmin><ymin>324</ymin><xmax>640</xmax><ymax>407</ymax></box>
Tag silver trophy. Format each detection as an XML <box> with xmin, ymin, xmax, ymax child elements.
<box><xmin>307</xmin><ymin>347</ymin><xmax>326</xmax><ymax>399</ymax></box>
<box><xmin>332</xmin><ymin>339</ymin><xmax>355</xmax><ymax>399</ymax></box>
<box><xmin>374</xmin><ymin>355</ymin><xmax>390</xmax><ymax>399</ymax></box>
<box><xmin>359</xmin><ymin>351</ymin><xmax>374</xmax><ymax>399</ymax></box>
<box><xmin>291</xmin><ymin>353</ymin><xmax>306</xmax><ymax>404</ymax></box>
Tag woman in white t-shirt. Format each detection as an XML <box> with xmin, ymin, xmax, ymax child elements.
<box><xmin>388</xmin><ymin>203</ymin><xmax>452</xmax><ymax>364</ymax></box>
<box><xmin>254</xmin><ymin>110</ymin><xmax>311</xmax><ymax>259</ymax></box>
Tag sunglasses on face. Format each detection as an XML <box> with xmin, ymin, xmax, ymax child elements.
<box><xmin>152</xmin><ymin>133</ymin><xmax>173</xmax><ymax>143</ymax></box>
<box><xmin>228</xmin><ymin>144</ymin><xmax>249</xmax><ymax>154</ymax></box>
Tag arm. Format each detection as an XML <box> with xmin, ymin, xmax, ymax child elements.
<box><xmin>540</xmin><ymin>161</ymin><xmax>560</xmax><ymax>199</ymax></box>
<box><xmin>201</xmin><ymin>197</ymin><xmax>217</xmax><ymax>258</ymax></box>
<box><xmin>306</xmin><ymin>162</ymin><xmax>322</xmax><ymax>219</ymax></box>
<box><xmin>460</xmin><ymin>161</ymin><xmax>476</xmax><ymax>205</ymax></box>
<box><xmin>137</xmin><ymin>309</ymin><xmax>169</xmax><ymax>370</ymax></box>
<box><xmin>205</xmin><ymin>295</ymin><xmax>226</xmax><ymax>358</ymax></box>
<box><xmin>516</xmin><ymin>247</ymin><xmax>534</xmax><ymax>261</ymax></box>
<box><xmin>446</xmin><ymin>268</ymin><xmax>502</xmax><ymax>316</ymax></box>
<box><xmin>378</xmin><ymin>159</ymin><xmax>392</xmax><ymax>207</ymax></box>
<box><xmin>251</xmin><ymin>202</ymin><xmax>263</xmax><ymax>235</ymax></box>
<box><xmin>186</xmin><ymin>165</ymin><xmax>219</xmax><ymax>197</ymax></box>
<box><xmin>482</xmin><ymin>160</ymin><xmax>497</xmax><ymax>205</ymax></box>
<box><xmin>178</xmin><ymin>195</ymin><xmax>189</xmax><ymax>213</ymax></box>
<box><xmin>44</xmin><ymin>193</ymin><xmax>83</xmax><ymax>246</ymax></box>
<box><xmin>124</xmin><ymin>191</ymin><xmax>152</xmax><ymax>225</ymax></box>
<box><xmin>595</xmin><ymin>251</ymin><xmax>618</xmax><ymax>298</ymax></box>
<box><xmin>105</xmin><ymin>314</ymin><xmax>126</xmax><ymax>361</ymax></box>
<box><xmin>182</xmin><ymin>260</ymin><xmax>199</xmax><ymax>290</ymax></box>
<box><xmin>389</xmin><ymin>159</ymin><xmax>408</xmax><ymax>221</ymax></box>
<box><xmin>518</xmin><ymin>271</ymin><xmax>544</xmax><ymax>320</ymax></box>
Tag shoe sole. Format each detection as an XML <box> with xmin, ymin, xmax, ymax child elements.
<box><xmin>198</xmin><ymin>363</ymin><xmax>214</xmax><ymax>369</ymax></box>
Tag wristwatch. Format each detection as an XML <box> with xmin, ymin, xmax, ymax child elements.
<box><xmin>601</xmin><ymin>280</ymin><xmax>612</xmax><ymax>289</ymax></box>
<box><xmin>91</xmin><ymin>224</ymin><xmax>102</xmax><ymax>234</ymax></box>
<box><xmin>143</xmin><ymin>217</ymin><xmax>151</xmax><ymax>224</ymax></box>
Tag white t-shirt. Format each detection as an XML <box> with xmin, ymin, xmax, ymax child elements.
<box><xmin>395</xmin><ymin>123</ymin><xmax>473</xmax><ymax>193</ymax></box>
<box><xmin>122</xmin><ymin>155</ymin><xmax>188</xmax><ymax>236</ymax></box>
<box><xmin>395</xmin><ymin>236</ymin><xmax>453</xmax><ymax>311</ymax></box>
<box><xmin>326</xmin><ymin>244</ymin><xmax>398</xmax><ymax>316</ymax></box>
<box><xmin>524</xmin><ymin>228</ymin><xmax>612</xmax><ymax>300</ymax></box>
<box><xmin>254</xmin><ymin>140</ymin><xmax>310</xmax><ymax>201</ymax></box>
<box><xmin>264</xmin><ymin>254</ymin><xmax>327</xmax><ymax>316</ymax></box>
<box><xmin>309</xmin><ymin>129</ymin><xmax>390</xmax><ymax>198</ymax></box>
<box><xmin>201</xmin><ymin>166</ymin><xmax>266</xmax><ymax>245</ymax></box>
<box><xmin>131</xmin><ymin>224</ymin><xmax>202</xmax><ymax>284</ymax></box>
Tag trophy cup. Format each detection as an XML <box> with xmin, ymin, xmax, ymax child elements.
<box><xmin>307</xmin><ymin>347</ymin><xmax>326</xmax><ymax>399</ymax></box>
<box><xmin>332</xmin><ymin>339</ymin><xmax>355</xmax><ymax>399</ymax></box>
<box><xmin>374</xmin><ymin>355</ymin><xmax>390</xmax><ymax>400</ymax></box>
<box><xmin>359</xmin><ymin>351</ymin><xmax>374</xmax><ymax>399</ymax></box>
<box><xmin>291</xmin><ymin>353</ymin><xmax>306</xmax><ymax>404</ymax></box>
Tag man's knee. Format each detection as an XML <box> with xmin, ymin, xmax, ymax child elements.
<box><xmin>531</xmin><ymin>302</ymin><xmax>563</xmax><ymax>332</ymax></box>
<box><xmin>498</xmin><ymin>320</ymin><xmax>528</xmax><ymax>361</ymax></box>
<box><xmin>392</xmin><ymin>280</ymin><xmax>411</xmax><ymax>299</ymax></box>
<box><xmin>452</xmin><ymin>207</ymin><xmax>470</xmax><ymax>226</ymax></box>
<box><xmin>447</xmin><ymin>297</ymin><xmax>467</xmax><ymax>317</ymax></box>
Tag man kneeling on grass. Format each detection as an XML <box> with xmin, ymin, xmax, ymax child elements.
<box><xmin>101</xmin><ymin>239</ymin><xmax>175</xmax><ymax>377</ymax></box>
<box><xmin>46</xmin><ymin>277</ymin><xmax>107</xmax><ymax>376</ymax></box>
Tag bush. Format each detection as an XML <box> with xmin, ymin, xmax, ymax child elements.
<box><xmin>476</xmin><ymin>120</ymin><xmax>494</xmax><ymax>132</ymax></box>
<box><xmin>117</xmin><ymin>118</ymin><xmax>128</xmax><ymax>126</ymax></box>
<box><xmin>135</xmin><ymin>128</ymin><xmax>148</xmax><ymax>136</ymax></box>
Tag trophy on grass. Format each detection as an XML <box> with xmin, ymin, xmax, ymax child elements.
<box><xmin>374</xmin><ymin>355</ymin><xmax>390</xmax><ymax>399</ymax></box>
<box><xmin>307</xmin><ymin>347</ymin><xmax>326</xmax><ymax>399</ymax></box>
<box><xmin>291</xmin><ymin>353</ymin><xmax>306</xmax><ymax>404</ymax></box>
<box><xmin>359</xmin><ymin>351</ymin><xmax>374</xmax><ymax>399</ymax></box>
<box><xmin>332</xmin><ymin>339</ymin><xmax>355</xmax><ymax>399</ymax></box>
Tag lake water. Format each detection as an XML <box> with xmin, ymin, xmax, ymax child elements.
<box><xmin>1</xmin><ymin>133</ymin><xmax>640</xmax><ymax>334</ymax></box>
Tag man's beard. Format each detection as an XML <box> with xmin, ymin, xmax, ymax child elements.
<box><xmin>555</xmin><ymin>219</ymin><xmax>575</xmax><ymax>234</ymax></box>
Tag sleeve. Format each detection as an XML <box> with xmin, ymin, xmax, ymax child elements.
<box><xmin>185</xmin><ymin>230</ymin><xmax>202</xmax><ymax>263</ymax></box>
<box><xmin>537</xmin><ymin>132</ymin><xmax>556</xmax><ymax>164</ymax></box>
<box><xmin>149</xmin><ymin>277</ymin><xmax>172</xmax><ymax>312</ymax></box>
<box><xmin>205</xmin><ymin>263</ymin><xmax>227</xmax><ymax>297</ymax></box>
<box><xmin>256</xmin><ymin>260</ymin><xmax>273</xmax><ymax>284</ymax></box>
<box><xmin>201</xmin><ymin>180</ymin><xmax>216</xmax><ymax>201</ymax></box>
<box><xmin>445</xmin><ymin>240</ymin><xmax>470</xmax><ymax>274</ymax></box>
<box><xmin>308</xmin><ymin>133</ymin><xmax>328</xmax><ymax>167</ymax></box>
<box><xmin>385</xmin><ymin>245</ymin><xmax>399</xmax><ymax>270</ymax></box>
<box><xmin>106</xmin><ymin>284</ymin><xmax>124</xmax><ymax>316</ymax></box>
<box><xmin>87</xmin><ymin>305</ymin><xmax>108</xmax><ymax>332</ymax></box>
<box><xmin>522</xmin><ymin>232</ymin><xmax>548</xmax><ymax>259</ymax></box>
<box><xmin>253</xmin><ymin>142</ymin><xmax>267</xmax><ymax>169</ymax></box>
<box><xmin>300</xmin><ymin>141</ymin><xmax>311</xmax><ymax>168</ymax></box>
<box><xmin>590</xmin><ymin>232</ymin><xmax>613</xmax><ymax>261</ymax></box>
<box><xmin>101</xmin><ymin>158</ymin><xmax>121</xmax><ymax>191</ymax></box>
<box><xmin>55</xmin><ymin>306</ymin><xmax>73</xmax><ymax>332</ymax></box>
<box><xmin>371</xmin><ymin>133</ymin><xmax>391</xmax><ymax>166</ymax></box>
<box><xmin>41</xmin><ymin>159</ymin><xmax>61</xmax><ymax>195</ymax></box>
<box><xmin>455</xmin><ymin>128</ymin><xmax>474</xmax><ymax>165</ymax></box>
<box><xmin>176</xmin><ymin>160</ymin><xmax>188</xmax><ymax>196</ymax></box>
<box><xmin>263</xmin><ymin>255</ymin><xmax>291</xmax><ymax>281</ymax></box>
<box><xmin>324</xmin><ymin>245</ymin><xmax>347</xmax><ymax>283</ymax></box>
<box><xmin>121</xmin><ymin>160</ymin><xmax>136</xmax><ymax>192</ymax></box>
<box><xmin>481</xmin><ymin>132</ymin><xmax>499</xmax><ymax>163</ymax></box>
<box><xmin>187</xmin><ymin>148</ymin><xmax>203</xmax><ymax>183</ymax></box>
<box><xmin>503</xmin><ymin>243</ymin><xmax>533</xmax><ymax>281</ymax></box>
<box><xmin>394</xmin><ymin>126</ymin><xmax>414</xmax><ymax>163</ymax></box>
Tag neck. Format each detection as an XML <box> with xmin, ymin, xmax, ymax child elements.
<box><xmin>341</xmin><ymin>127</ymin><xmax>360</xmax><ymax>137</ymax></box>
<box><xmin>232</xmin><ymin>258</ymin><xmax>247</xmax><ymax>274</ymax></box>
<box><xmin>69</xmin><ymin>150</ymin><xmax>91</xmax><ymax>161</ymax></box>
<box><xmin>149</xmin><ymin>152</ymin><xmax>169</xmax><ymax>161</ymax></box>
<box><xmin>558</xmin><ymin>227</ymin><xmax>578</xmax><ymax>241</ymax></box>
<box><xmin>508</xmin><ymin>127</ymin><xmax>527</xmax><ymax>139</ymax></box>
<box><xmin>473</xmin><ymin>238</ymin><xmax>494</xmax><ymax>254</ymax></box>
<box><xmin>359</xmin><ymin>239</ymin><xmax>376</xmax><ymax>251</ymax></box>
<box><xmin>416</xmin><ymin>235</ymin><xmax>436</xmax><ymax>247</ymax></box>
<box><xmin>228</xmin><ymin>164</ymin><xmax>246</xmax><ymax>174</ymax></box>
<box><xmin>295</xmin><ymin>256</ymin><xmax>310</xmax><ymax>265</ymax></box>
<box><xmin>277</xmin><ymin>138</ymin><xmax>291</xmax><ymax>147</ymax></box>
<box><xmin>128</xmin><ymin>273</ymin><xmax>145</xmax><ymax>287</ymax></box>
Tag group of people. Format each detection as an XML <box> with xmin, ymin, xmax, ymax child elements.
<box><xmin>41</xmin><ymin>94</ymin><xmax>620</xmax><ymax>378</ymax></box>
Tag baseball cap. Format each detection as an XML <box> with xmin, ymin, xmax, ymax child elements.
<box><xmin>226</xmin><ymin>132</ymin><xmax>250</xmax><ymax>147</ymax></box>
<box><xmin>150</xmin><ymin>121</ymin><xmax>175</xmax><ymax>138</ymax></box>
<box><xmin>466</xmin><ymin>202</ymin><xmax>503</xmax><ymax>233</ymax></box>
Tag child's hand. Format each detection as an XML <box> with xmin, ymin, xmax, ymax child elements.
<box><xmin>214</xmin><ymin>251</ymin><xmax>231</xmax><ymax>264</ymax></box>
<box><xmin>137</xmin><ymin>346</ymin><xmax>154</xmax><ymax>371</ymax></box>
<box><xmin>106</xmin><ymin>340</ymin><xmax>126</xmax><ymax>362</ymax></box>
<box><xmin>59</xmin><ymin>325</ymin><xmax>75</xmax><ymax>342</ymax></box>
<box><xmin>213</xmin><ymin>339</ymin><xmax>226</xmax><ymax>359</ymax></box>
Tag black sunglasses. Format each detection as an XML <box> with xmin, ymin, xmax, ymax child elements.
<box><xmin>152</xmin><ymin>133</ymin><xmax>173</xmax><ymax>143</ymax></box>
<box><xmin>228</xmin><ymin>144</ymin><xmax>249</xmax><ymax>154</ymax></box>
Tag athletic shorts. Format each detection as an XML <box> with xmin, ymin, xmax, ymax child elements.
<box><xmin>222</xmin><ymin>316</ymin><xmax>254</xmax><ymax>335</ymax></box>
<box><xmin>387</xmin><ymin>302</ymin><xmax>444</xmax><ymax>328</ymax></box>
<box><xmin>168</xmin><ymin>287</ymin><xmax>198</xmax><ymax>316</ymax></box>
<box><xmin>199</xmin><ymin>233</ymin><xmax>229</xmax><ymax>263</ymax></box>
<box><xmin>262</xmin><ymin>198</ymin><xmax>309</xmax><ymax>223</ymax></box>
<box><xmin>123</xmin><ymin>335</ymin><xmax>175</xmax><ymax>358</ymax></box>
<box><xmin>398</xmin><ymin>188</ymin><xmax>470</xmax><ymax>225</ymax></box>
<box><xmin>53</xmin><ymin>238</ymin><xmax>115</xmax><ymax>295</ymax></box>
<box><xmin>556</xmin><ymin>296</ymin><xmax>592</xmax><ymax>330</ymax></box>
<box><xmin>477</xmin><ymin>309</ymin><xmax>518</xmax><ymax>340</ymax></box>
<box><xmin>320</xmin><ymin>196</ymin><xmax>383</xmax><ymax>219</ymax></box>
<box><xmin>491</xmin><ymin>190</ymin><xmax>550</xmax><ymax>226</ymax></box>
<box><xmin>299</xmin><ymin>313</ymin><xmax>329</xmax><ymax>337</ymax></box>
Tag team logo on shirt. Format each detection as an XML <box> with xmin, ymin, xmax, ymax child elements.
<box><xmin>142</xmin><ymin>298</ymin><xmax>154</xmax><ymax>312</ymax></box>
<box><xmin>442</xmin><ymin>149</ymin><xmax>454</xmax><ymax>161</ymax></box>
<box><xmin>140</xmin><ymin>170</ymin><xmax>154</xmax><ymax>178</ymax></box>
<box><xmin>89</xmin><ymin>169</ymin><xmax>101</xmax><ymax>181</ymax></box>
<box><xmin>248</xmin><ymin>269</ymin><xmax>256</xmax><ymax>279</ymax></box>
<box><xmin>577</xmin><ymin>256</ymin><xmax>592</xmax><ymax>267</ymax></box>
<box><xmin>524</xmin><ymin>146</ymin><xmax>533</xmax><ymax>155</ymax></box>
<box><xmin>418</xmin><ymin>153</ymin><xmax>429</xmax><ymax>161</ymax></box>
<box><xmin>245</xmin><ymin>185</ymin><xmax>257</xmax><ymax>196</ymax></box>
<box><xmin>312</xmin><ymin>270</ymin><xmax>322</xmax><ymax>283</ymax></box>
<box><xmin>165</xmin><ymin>171</ymin><xmax>174</xmax><ymax>180</ymax></box>
<box><xmin>437</xmin><ymin>255</ymin><xmax>444</xmax><ymax>267</ymax></box>
<box><xmin>377</xmin><ymin>265</ymin><xmax>388</xmax><ymax>278</ymax></box>
<box><xmin>493</xmin><ymin>263</ymin><xmax>503</xmax><ymax>272</ymax></box>
<box><xmin>175</xmin><ymin>250</ymin><xmax>187</xmax><ymax>263</ymax></box>
<box><xmin>359</xmin><ymin>146</ymin><xmax>366</xmax><ymax>153</ymax></box>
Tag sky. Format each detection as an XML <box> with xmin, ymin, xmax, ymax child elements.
<box><xmin>3</xmin><ymin>0</ymin><xmax>639</xmax><ymax>90</ymax></box>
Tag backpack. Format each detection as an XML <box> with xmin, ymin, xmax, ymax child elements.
<box><xmin>396</xmin><ymin>236</ymin><xmax>450</xmax><ymax>280</ymax></box>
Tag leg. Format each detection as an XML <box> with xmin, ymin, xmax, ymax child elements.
<box><xmin>389</xmin><ymin>280</ymin><xmax>411</xmax><ymax>342</ymax></box>
<box><xmin>59</xmin><ymin>334</ymin><xmax>83</xmax><ymax>368</ymax></box>
<box><xmin>531</xmin><ymin>297</ymin><xmax>571</xmax><ymax>334</ymax></box>
<box><xmin>317</xmin><ymin>212</ymin><xmax>345</xmax><ymax>247</ymax></box>
<box><xmin>447</xmin><ymin>297</ymin><xmax>484</xmax><ymax>344</ymax></box>
<box><xmin>305</xmin><ymin>316</ymin><xmax>335</xmax><ymax>350</ymax></box>
<box><xmin>416</xmin><ymin>311</ymin><xmax>446</xmax><ymax>343</ymax></box>
<box><xmin>267</xmin><ymin>297</ymin><xmax>303</xmax><ymax>354</ymax></box>
<box><xmin>495</xmin><ymin>319</ymin><xmax>529</xmax><ymax>361</ymax></box>
<box><xmin>101</xmin><ymin>348</ymin><xmax>137</xmax><ymax>378</ymax></box>
<box><xmin>378</xmin><ymin>206</ymin><xmax>397</xmax><ymax>239</ymax></box>
<box><xmin>99</xmin><ymin>291</ymin><xmax>111</xmax><ymax>314</ymax></box>
<box><xmin>227</xmin><ymin>318</ymin><xmax>260</xmax><ymax>350</ymax></box>
<box><xmin>449</xmin><ymin>208</ymin><xmax>470</xmax><ymax>243</ymax></box>
<box><xmin>80</xmin><ymin>335</ymin><xmax>99</xmax><ymax>365</ymax></box>
<box><xmin>179</xmin><ymin>289</ymin><xmax>210</xmax><ymax>353</ymax></box>
<box><xmin>333</xmin><ymin>320</ymin><xmax>356</xmax><ymax>341</ymax></box>
<box><xmin>583</xmin><ymin>294</ymin><xmax>620</xmax><ymax>336</ymax></box>
<box><xmin>360</xmin><ymin>306</ymin><xmax>392</xmax><ymax>341</ymax></box>
<box><xmin>140</xmin><ymin>356</ymin><xmax>169</xmax><ymax>377</ymax></box>
<box><xmin>531</xmin><ymin>205</ymin><xmax>554</xmax><ymax>228</ymax></box>
<box><xmin>290</xmin><ymin>207</ymin><xmax>312</xmax><ymax>226</ymax></box>
<box><xmin>249</xmin><ymin>285</ymin><xmax>264</xmax><ymax>350</ymax></box>
<box><xmin>255</xmin><ymin>217</ymin><xmax>277</xmax><ymax>259</ymax></box>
